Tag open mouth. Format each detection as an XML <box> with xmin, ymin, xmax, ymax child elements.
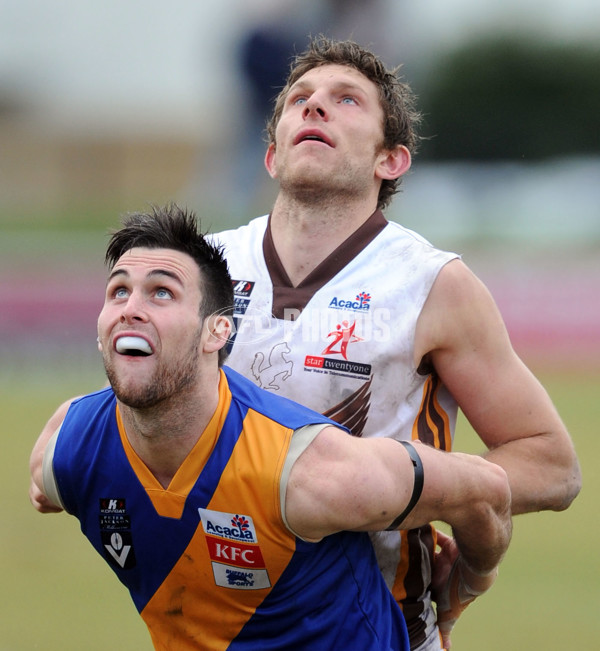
<box><xmin>115</xmin><ymin>336</ymin><xmax>152</xmax><ymax>357</ymax></box>
<box><xmin>295</xmin><ymin>130</ymin><xmax>333</xmax><ymax>147</ymax></box>
<box><xmin>300</xmin><ymin>134</ymin><xmax>326</xmax><ymax>143</ymax></box>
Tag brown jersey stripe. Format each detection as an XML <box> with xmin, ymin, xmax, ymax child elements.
<box><xmin>412</xmin><ymin>373</ymin><xmax>452</xmax><ymax>451</ymax></box>
<box><xmin>391</xmin><ymin>525</ymin><xmax>436</xmax><ymax>650</ymax></box>
<box><xmin>322</xmin><ymin>378</ymin><xmax>372</xmax><ymax>438</ymax></box>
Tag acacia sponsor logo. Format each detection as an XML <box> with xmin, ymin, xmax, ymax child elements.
<box><xmin>329</xmin><ymin>291</ymin><xmax>371</xmax><ymax>312</ymax></box>
<box><xmin>199</xmin><ymin>509</ymin><xmax>257</xmax><ymax>543</ymax></box>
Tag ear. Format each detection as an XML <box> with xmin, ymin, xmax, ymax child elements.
<box><xmin>375</xmin><ymin>145</ymin><xmax>411</xmax><ymax>181</ymax></box>
<box><xmin>264</xmin><ymin>143</ymin><xmax>278</xmax><ymax>179</ymax></box>
<box><xmin>97</xmin><ymin>335</ymin><xmax>103</xmax><ymax>352</ymax></box>
<box><xmin>203</xmin><ymin>315</ymin><xmax>232</xmax><ymax>354</ymax></box>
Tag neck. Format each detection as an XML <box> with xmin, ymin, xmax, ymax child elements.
<box><xmin>118</xmin><ymin>368</ymin><xmax>221</xmax><ymax>488</ymax></box>
<box><xmin>269</xmin><ymin>193</ymin><xmax>378</xmax><ymax>286</ymax></box>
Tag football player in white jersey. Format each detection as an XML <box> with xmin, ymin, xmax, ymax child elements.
<box><xmin>213</xmin><ymin>36</ymin><xmax>580</xmax><ymax>651</ymax></box>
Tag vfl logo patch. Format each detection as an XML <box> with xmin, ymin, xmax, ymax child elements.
<box><xmin>101</xmin><ymin>531</ymin><xmax>136</xmax><ymax>569</ymax></box>
<box><xmin>99</xmin><ymin>498</ymin><xmax>136</xmax><ymax>569</ymax></box>
<box><xmin>199</xmin><ymin>508</ymin><xmax>271</xmax><ymax>590</ymax></box>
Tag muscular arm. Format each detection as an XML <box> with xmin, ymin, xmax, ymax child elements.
<box><xmin>416</xmin><ymin>260</ymin><xmax>581</xmax><ymax>515</ymax></box>
<box><xmin>29</xmin><ymin>397</ymin><xmax>78</xmax><ymax>513</ymax></box>
<box><xmin>286</xmin><ymin>427</ymin><xmax>512</xmax><ymax>575</ymax></box>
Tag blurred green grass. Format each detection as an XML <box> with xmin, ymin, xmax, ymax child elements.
<box><xmin>2</xmin><ymin>367</ymin><xmax>597</xmax><ymax>650</ymax></box>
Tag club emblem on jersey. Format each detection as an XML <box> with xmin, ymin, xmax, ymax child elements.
<box><xmin>199</xmin><ymin>508</ymin><xmax>271</xmax><ymax>590</ymax></box>
<box><xmin>322</xmin><ymin>319</ymin><xmax>363</xmax><ymax>359</ymax></box>
<box><xmin>251</xmin><ymin>342</ymin><xmax>293</xmax><ymax>390</ymax></box>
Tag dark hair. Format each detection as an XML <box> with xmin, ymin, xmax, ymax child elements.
<box><xmin>105</xmin><ymin>204</ymin><xmax>233</xmax><ymax>365</ymax></box>
<box><xmin>266</xmin><ymin>36</ymin><xmax>422</xmax><ymax>210</ymax></box>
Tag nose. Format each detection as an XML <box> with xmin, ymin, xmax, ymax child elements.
<box><xmin>302</xmin><ymin>93</ymin><xmax>327</xmax><ymax>120</ymax></box>
<box><xmin>120</xmin><ymin>291</ymin><xmax>148</xmax><ymax>323</ymax></box>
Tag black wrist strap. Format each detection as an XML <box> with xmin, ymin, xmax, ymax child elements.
<box><xmin>385</xmin><ymin>441</ymin><xmax>425</xmax><ymax>531</ymax></box>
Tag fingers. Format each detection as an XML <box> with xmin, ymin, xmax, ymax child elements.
<box><xmin>440</xmin><ymin>628</ymin><xmax>452</xmax><ymax>650</ymax></box>
<box><xmin>434</xmin><ymin>533</ymin><xmax>499</xmax><ymax>650</ymax></box>
<box><xmin>435</xmin><ymin>554</ymin><xmax>499</xmax><ymax>646</ymax></box>
<box><xmin>436</xmin><ymin>529</ymin><xmax>452</xmax><ymax>547</ymax></box>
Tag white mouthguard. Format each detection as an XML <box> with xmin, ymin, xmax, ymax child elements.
<box><xmin>115</xmin><ymin>336</ymin><xmax>152</xmax><ymax>355</ymax></box>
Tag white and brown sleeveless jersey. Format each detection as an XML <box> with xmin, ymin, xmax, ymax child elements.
<box><xmin>213</xmin><ymin>210</ymin><xmax>460</xmax><ymax>650</ymax></box>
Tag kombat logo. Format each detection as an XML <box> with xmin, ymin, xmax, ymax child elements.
<box><xmin>232</xmin><ymin>280</ymin><xmax>255</xmax><ymax>317</ymax></box>
<box><xmin>232</xmin><ymin>279</ymin><xmax>254</xmax><ymax>298</ymax></box>
<box><xmin>99</xmin><ymin>498</ymin><xmax>126</xmax><ymax>513</ymax></box>
<box><xmin>329</xmin><ymin>291</ymin><xmax>371</xmax><ymax>312</ymax></box>
<box><xmin>198</xmin><ymin>508</ymin><xmax>258</xmax><ymax>543</ymax></box>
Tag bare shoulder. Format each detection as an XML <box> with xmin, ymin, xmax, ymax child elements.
<box><xmin>427</xmin><ymin>258</ymin><xmax>498</xmax><ymax>313</ymax></box>
<box><xmin>416</xmin><ymin>259</ymin><xmax>508</xmax><ymax>363</ymax></box>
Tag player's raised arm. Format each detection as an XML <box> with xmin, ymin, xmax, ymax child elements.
<box><xmin>29</xmin><ymin>397</ymin><xmax>78</xmax><ymax>513</ymax></box>
<box><xmin>416</xmin><ymin>258</ymin><xmax>581</xmax><ymax>514</ymax></box>
<box><xmin>285</xmin><ymin>427</ymin><xmax>512</xmax><ymax>576</ymax></box>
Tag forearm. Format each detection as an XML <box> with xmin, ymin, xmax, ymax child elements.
<box><xmin>450</xmin><ymin>496</ymin><xmax>511</xmax><ymax>574</ymax></box>
<box><xmin>483</xmin><ymin>431</ymin><xmax>581</xmax><ymax>515</ymax></box>
<box><xmin>402</xmin><ymin>446</ymin><xmax>512</xmax><ymax>573</ymax></box>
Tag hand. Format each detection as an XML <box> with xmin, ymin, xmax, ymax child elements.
<box><xmin>29</xmin><ymin>478</ymin><xmax>63</xmax><ymax>514</ymax></box>
<box><xmin>432</xmin><ymin>530</ymin><xmax>498</xmax><ymax>650</ymax></box>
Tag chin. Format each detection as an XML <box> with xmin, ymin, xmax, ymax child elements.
<box><xmin>113</xmin><ymin>386</ymin><xmax>164</xmax><ymax>410</ymax></box>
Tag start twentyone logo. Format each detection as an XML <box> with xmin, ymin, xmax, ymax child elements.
<box><xmin>198</xmin><ymin>508</ymin><xmax>271</xmax><ymax>590</ymax></box>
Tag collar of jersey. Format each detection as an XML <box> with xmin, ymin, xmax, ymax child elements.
<box><xmin>115</xmin><ymin>369</ymin><xmax>232</xmax><ymax>518</ymax></box>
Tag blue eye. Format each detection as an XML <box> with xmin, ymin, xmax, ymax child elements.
<box><xmin>341</xmin><ymin>97</ymin><xmax>357</xmax><ymax>105</ymax></box>
<box><xmin>293</xmin><ymin>97</ymin><xmax>307</xmax><ymax>105</ymax></box>
<box><xmin>114</xmin><ymin>288</ymin><xmax>128</xmax><ymax>299</ymax></box>
<box><xmin>155</xmin><ymin>288</ymin><xmax>173</xmax><ymax>300</ymax></box>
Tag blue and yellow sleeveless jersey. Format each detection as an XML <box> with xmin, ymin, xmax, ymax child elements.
<box><xmin>51</xmin><ymin>366</ymin><xmax>409</xmax><ymax>650</ymax></box>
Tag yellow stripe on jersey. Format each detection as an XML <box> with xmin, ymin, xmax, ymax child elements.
<box><xmin>140</xmin><ymin>391</ymin><xmax>298</xmax><ymax>650</ymax></box>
